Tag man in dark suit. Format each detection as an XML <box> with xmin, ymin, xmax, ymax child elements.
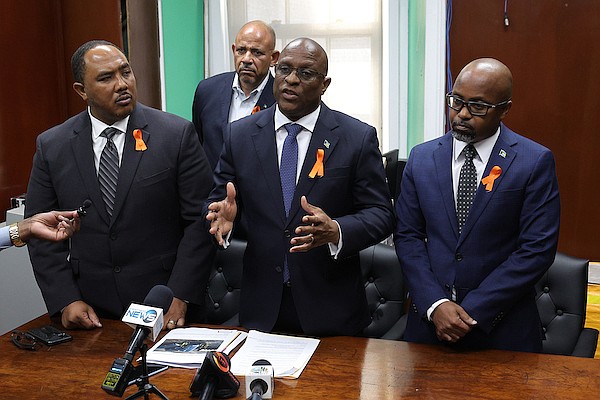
<box><xmin>206</xmin><ymin>38</ymin><xmax>394</xmax><ymax>337</ymax></box>
<box><xmin>192</xmin><ymin>20</ymin><xmax>279</xmax><ymax>170</ymax></box>
<box><xmin>395</xmin><ymin>58</ymin><xmax>560</xmax><ymax>352</ymax></box>
<box><xmin>25</xmin><ymin>40</ymin><xmax>214</xmax><ymax>330</ymax></box>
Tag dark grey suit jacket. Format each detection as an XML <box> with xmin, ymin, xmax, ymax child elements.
<box><xmin>26</xmin><ymin>103</ymin><xmax>215</xmax><ymax>318</ymax></box>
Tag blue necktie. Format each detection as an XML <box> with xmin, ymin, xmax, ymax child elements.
<box><xmin>98</xmin><ymin>127</ymin><xmax>121</xmax><ymax>217</ymax></box>
<box><xmin>280</xmin><ymin>123</ymin><xmax>302</xmax><ymax>282</ymax></box>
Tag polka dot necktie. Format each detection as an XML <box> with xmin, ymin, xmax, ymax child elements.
<box><xmin>457</xmin><ymin>144</ymin><xmax>478</xmax><ymax>233</ymax></box>
<box><xmin>280</xmin><ymin>123</ymin><xmax>302</xmax><ymax>283</ymax></box>
<box><xmin>98</xmin><ymin>127</ymin><xmax>121</xmax><ymax>217</ymax></box>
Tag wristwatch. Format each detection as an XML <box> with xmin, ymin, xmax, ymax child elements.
<box><xmin>9</xmin><ymin>223</ymin><xmax>26</xmax><ymax>247</ymax></box>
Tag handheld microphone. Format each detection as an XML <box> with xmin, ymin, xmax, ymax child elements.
<box><xmin>101</xmin><ymin>285</ymin><xmax>174</xmax><ymax>396</ymax></box>
<box><xmin>190</xmin><ymin>351</ymin><xmax>240</xmax><ymax>399</ymax></box>
<box><xmin>245</xmin><ymin>360</ymin><xmax>274</xmax><ymax>400</ymax></box>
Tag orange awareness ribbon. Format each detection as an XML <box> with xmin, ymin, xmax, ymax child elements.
<box><xmin>251</xmin><ymin>105</ymin><xmax>261</xmax><ymax>115</ymax></box>
<box><xmin>481</xmin><ymin>166</ymin><xmax>502</xmax><ymax>191</ymax></box>
<box><xmin>308</xmin><ymin>149</ymin><xmax>325</xmax><ymax>178</ymax></box>
<box><xmin>133</xmin><ymin>129</ymin><xmax>147</xmax><ymax>151</ymax></box>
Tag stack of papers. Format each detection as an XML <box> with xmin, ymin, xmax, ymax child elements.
<box><xmin>145</xmin><ymin>328</ymin><xmax>247</xmax><ymax>368</ymax></box>
<box><xmin>230</xmin><ymin>330</ymin><xmax>320</xmax><ymax>379</ymax></box>
<box><xmin>144</xmin><ymin>328</ymin><xmax>320</xmax><ymax>379</ymax></box>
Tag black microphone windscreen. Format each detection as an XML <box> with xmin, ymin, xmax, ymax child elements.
<box><xmin>252</xmin><ymin>359</ymin><xmax>272</xmax><ymax>366</ymax></box>
<box><xmin>143</xmin><ymin>285</ymin><xmax>174</xmax><ymax>313</ymax></box>
<box><xmin>82</xmin><ymin>199</ymin><xmax>92</xmax><ymax>208</ymax></box>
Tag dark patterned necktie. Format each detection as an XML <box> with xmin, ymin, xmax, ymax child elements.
<box><xmin>280</xmin><ymin>123</ymin><xmax>302</xmax><ymax>282</ymax></box>
<box><xmin>457</xmin><ymin>144</ymin><xmax>478</xmax><ymax>233</ymax></box>
<box><xmin>98</xmin><ymin>127</ymin><xmax>121</xmax><ymax>217</ymax></box>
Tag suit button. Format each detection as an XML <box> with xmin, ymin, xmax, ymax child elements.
<box><xmin>275</xmin><ymin>266</ymin><xmax>282</xmax><ymax>273</ymax></box>
<box><xmin>114</xmin><ymin>266</ymin><xmax>121</xmax><ymax>273</ymax></box>
<box><xmin>110</xmin><ymin>232</ymin><xmax>118</xmax><ymax>240</ymax></box>
<box><xmin>214</xmin><ymin>302</ymin><xmax>220</xmax><ymax>309</ymax></box>
<box><xmin>284</xmin><ymin>230</ymin><xmax>291</xmax><ymax>238</ymax></box>
<box><xmin>543</xmin><ymin>286</ymin><xmax>550</xmax><ymax>293</ymax></box>
<box><xmin>455</xmin><ymin>253</ymin><xmax>463</xmax><ymax>261</ymax></box>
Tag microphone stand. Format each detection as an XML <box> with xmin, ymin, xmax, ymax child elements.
<box><xmin>126</xmin><ymin>344</ymin><xmax>168</xmax><ymax>400</ymax></box>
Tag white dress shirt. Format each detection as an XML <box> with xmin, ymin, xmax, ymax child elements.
<box><xmin>0</xmin><ymin>225</ymin><xmax>10</xmax><ymax>250</ymax></box>
<box><xmin>228</xmin><ymin>72</ymin><xmax>271</xmax><ymax>123</ymax></box>
<box><xmin>89</xmin><ymin>108</ymin><xmax>129</xmax><ymax>173</ymax></box>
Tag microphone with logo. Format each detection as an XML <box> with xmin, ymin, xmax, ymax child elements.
<box><xmin>245</xmin><ymin>360</ymin><xmax>274</xmax><ymax>400</ymax></box>
<box><xmin>101</xmin><ymin>285</ymin><xmax>173</xmax><ymax>397</ymax></box>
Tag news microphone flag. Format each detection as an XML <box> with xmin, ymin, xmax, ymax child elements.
<box><xmin>122</xmin><ymin>303</ymin><xmax>164</xmax><ymax>341</ymax></box>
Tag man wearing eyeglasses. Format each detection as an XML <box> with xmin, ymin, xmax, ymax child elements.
<box><xmin>192</xmin><ymin>20</ymin><xmax>280</xmax><ymax>170</ymax></box>
<box><xmin>395</xmin><ymin>58</ymin><xmax>560</xmax><ymax>352</ymax></box>
<box><xmin>206</xmin><ymin>38</ymin><xmax>394</xmax><ymax>336</ymax></box>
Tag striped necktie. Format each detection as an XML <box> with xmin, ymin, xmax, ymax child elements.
<box><xmin>98</xmin><ymin>127</ymin><xmax>121</xmax><ymax>217</ymax></box>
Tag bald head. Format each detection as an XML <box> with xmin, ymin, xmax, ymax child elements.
<box><xmin>282</xmin><ymin>38</ymin><xmax>329</xmax><ymax>75</ymax></box>
<box><xmin>236</xmin><ymin>20</ymin><xmax>276</xmax><ymax>49</ymax></box>
<box><xmin>455</xmin><ymin>58</ymin><xmax>513</xmax><ymax>102</ymax></box>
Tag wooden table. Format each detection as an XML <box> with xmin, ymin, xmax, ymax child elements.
<box><xmin>2</xmin><ymin>315</ymin><xmax>599</xmax><ymax>399</ymax></box>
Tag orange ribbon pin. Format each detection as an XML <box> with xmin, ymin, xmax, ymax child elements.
<box><xmin>308</xmin><ymin>149</ymin><xmax>325</xmax><ymax>178</ymax></box>
<box><xmin>251</xmin><ymin>105</ymin><xmax>261</xmax><ymax>115</ymax></box>
<box><xmin>481</xmin><ymin>166</ymin><xmax>502</xmax><ymax>191</ymax></box>
<box><xmin>133</xmin><ymin>129</ymin><xmax>147</xmax><ymax>151</ymax></box>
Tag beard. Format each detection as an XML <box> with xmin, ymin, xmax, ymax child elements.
<box><xmin>451</xmin><ymin>123</ymin><xmax>476</xmax><ymax>143</ymax></box>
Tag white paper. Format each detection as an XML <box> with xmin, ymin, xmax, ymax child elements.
<box><xmin>230</xmin><ymin>330</ymin><xmax>320</xmax><ymax>379</ymax></box>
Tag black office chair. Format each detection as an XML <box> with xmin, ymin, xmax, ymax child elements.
<box><xmin>535</xmin><ymin>252</ymin><xmax>599</xmax><ymax>357</ymax></box>
<box><xmin>204</xmin><ymin>240</ymin><xmax>407</xmax><ymax>339</ymax></box>
<box><xmin>382</xmin><ymin>149</ymin><xmax>407</xmax><ymax>202</ymax></box>
<box><xmin>360</xmin><ymin>243</ymin><xmax>406</xmax><ymax>340</ymax></box>
<box><xmin>204</xmin><ymin>239</ymin><xmax>245</xmax><ymax>326</ymax></box>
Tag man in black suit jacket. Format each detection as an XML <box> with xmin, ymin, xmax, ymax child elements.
<box><xmin>192</xmin><ymin>20</ymin><xmax>279</xmax><ymax>170</ymax></box>
<box><xmin>25</xmin><ymin>40</ymin><xmax>214</xmax><ymax>330</ymax></box>
<box><xmin>206</xmin><ymin>38</ymin><xmax>394</xmax><ymax>336</ymax></box>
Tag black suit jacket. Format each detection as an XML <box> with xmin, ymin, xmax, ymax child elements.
<box><xmin>25</xmin><ymin>103</ymin><xmax>215</xmax><ymax>318</ymax></box>
<box><xmin>192</xmin><ymin>71</ymin><xmax>276</xmax><ymax>169</ymax></box>
<box><xmin>207</xmin><ymin>104</ymin><xmax>394</xmax><ymax>336</ymax></box>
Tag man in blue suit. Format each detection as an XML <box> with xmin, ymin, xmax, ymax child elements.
<box><xmin>206</xmin><ymin>38</ymin><xmax>394</xmax><ymax>336</ymax></box>
<box><xmin>395</xmin><ymin>58</ymin><xmax>560</xmax><ymax>352</ymax></box>
<box><xmin>192</xmin><ymin>20</ymin><xmax>279</xmax><ymax>170</ymax></box>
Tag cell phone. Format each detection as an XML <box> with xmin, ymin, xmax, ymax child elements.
<box><xmin>27</xmin><ymin>325</ymin><xmax>72</xmax><ymax>346</ymax></box>
<box><xmin>127</xmin><ymin>364</ymin><xmax>169</xmax><ymax>386</ymax></box>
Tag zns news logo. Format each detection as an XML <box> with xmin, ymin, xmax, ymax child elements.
<box><xmin>126</xmin><ymin>308</ymin><xmax>158</xmax><ymax>323</ymax></box>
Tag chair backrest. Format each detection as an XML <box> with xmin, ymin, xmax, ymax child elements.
<box><xmin>534</xmin><ymin>252</ymin><xmax>589</xmax><ymax>355</ymax></box>
<box><xmin>382</xmin><ymin>149</ymin><xmax>407</xmax><ymax>202</ymax></box>
<box><xmin>204</xmin><ymin>239</ymin><xmax>245</xmax><ymax>325</ymax></box>
<box><xmin>360</xmin><ymin>243</ymin><xmax>405</xmax><ymax>338</ymax></box>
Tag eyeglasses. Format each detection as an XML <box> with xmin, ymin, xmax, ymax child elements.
<box><xmin>11</xmin><ymin>330</ymin><xmax>40</xmax><ymax>351</ymax></box>
<box><xmin>274</xmin><ymin>64</ymin><xmax>326</xmax><ymax>82</ymax></box>
<box><xmin>446</xmin><ymin>93</ymin><xmax>511</xmax><ymax>116</ymax></box>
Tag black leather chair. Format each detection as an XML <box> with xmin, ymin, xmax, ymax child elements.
<box><xmin>204</xmin><ymin>239</ymin><xmax>245</xmax><ymax>326</ymax></box>
<box><xmin>382</xmin><ymin>149</ymin><xmax>407</xmax><ymax>202</ymax></box>
<box><xmin>535</xmin><ymin>252</ymin><xmax>599</xmax><ymax>357</ymax></box>
<box><xmin>204</xmin><ymin>240</ymin><xmax>407</xmax><ymax>339</ymax></box>
<box><xmin>360</xmin><ymin>243</ymin><xmax>406</xmax><ymax>340</ymax></box>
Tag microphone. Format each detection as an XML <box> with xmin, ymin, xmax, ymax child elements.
<box><xmin>77</xmin><ymin>199</ymin><xmax>92</xmax><ymax>217</ymax></box>
<box><xmin>245</xmin><ymin>360</ymin><xmax>274</xmax><ymax>400</ymax></box>
<box><xmin>189</xmin><ymin>351</ymin><xmax>240</xmax><ymax>400</ymax></box>
<box><xmin>101</xmin><ymin>285</ymin><xmax>173</xmax><ymax>396</ymax></box>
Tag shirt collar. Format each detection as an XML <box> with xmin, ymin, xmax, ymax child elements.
<box><xmin>453</xmin><ymin>126</ymin><xmax>500</xmax><ymax>163</ymax></box>
<box><xmin>88</xmin><ymin>107</ymin><xmax>130</xmax><ymax>139</ymax></box>
<box><xmin>274</xmin><ymin>104</ymin><xmax>321</xmax><ymax>133</ymax></box>
<box><xmin>232</xmin><ymin>71</ymin><xmax>271</xmax><ymax>99</ymax></box>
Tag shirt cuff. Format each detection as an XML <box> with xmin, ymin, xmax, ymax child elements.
<box><xmin>327</xmin><ymin>220</ymin><xmax>343</xmax><ymax>259</ymax></box>
<box><xmin>427</xmin><ymin>298</ymin><xmax>450</xmax><ymax>321</ymax></box>
<box><xmin>0</xmin><ymin>225</ymin><xmax>11</xmax><ymax>250</ymax></box>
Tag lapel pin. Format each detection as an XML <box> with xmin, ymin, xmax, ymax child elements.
<box><xmin>323</xmin><ymin>139</ymin><xmax>330</xmax><ymax>149</ymax></box>
<box><xmin>499</xmin><ymin>149</ymin><xmax>507</xmax><ymax>158</ymax></box>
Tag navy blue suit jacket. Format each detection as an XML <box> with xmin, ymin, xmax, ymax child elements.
<box><xmin>207</xmin><ymin>104</ymin><xmax>394</xmax><ymax>336</ymax></box>
<box><xmin>25</xmin><ymin>104</ymin><xmax>215</xmax><ymax>318</ymax></box>
<box><xmin>192</xmin><ymin>71</ymin><xmax>276</xmax><ymax>170</ymax></box>
<box><xmin>394</xmin><ymin>124</ymin><xmax>560</xmax><ymax>352</ymax></box>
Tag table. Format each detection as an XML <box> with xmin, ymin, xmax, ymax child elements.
<box><xmin>2</xmin><ymin>315</ymin><xmax>599</xmax><ymax>399</ymax></box>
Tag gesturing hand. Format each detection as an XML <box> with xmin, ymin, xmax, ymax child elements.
<box><xmin>206</xmin><ymin>182</ymin><xmax>237</xmax><ymax>246</ymax></box>
<box><xmin>290</xmin><ymin>196</ymin><xmax>340</xmax><ymax>252</ymax></box>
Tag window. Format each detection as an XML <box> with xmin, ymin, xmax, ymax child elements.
<box><xmin>226</xmin><ymin>0</ymin><xmax>382</xmax><ymax>138</ymax></box>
